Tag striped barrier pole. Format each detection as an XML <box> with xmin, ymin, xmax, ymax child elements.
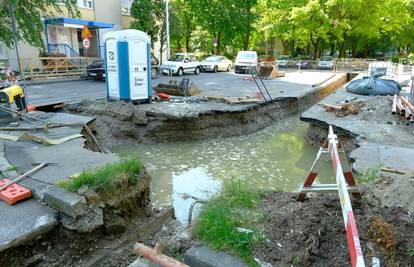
<box><xmin>328</xmin><ymin>126</ymin><xmax>365</xmax><ymax>267</ymax></box>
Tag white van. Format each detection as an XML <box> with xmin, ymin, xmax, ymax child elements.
<box><xmin>234</xmin><ymin>51</ymin><xmax>258</xmax><ymax>74</ymax></box>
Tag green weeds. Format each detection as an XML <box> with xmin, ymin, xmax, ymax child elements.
<box><xmin>6</xmin><ymin>165</ymin><xmax>19</xmax><ymax>172</ymax></box>
<box><xmin>57</xmin><ymin>157</ymin><xmax>142</xmax><ymax>193</ymax></box>
<box><xmin>407</xmin><ymin>246</ymin><xmax>414</xmax><ymax>257</ymax></box>
<box><xmin>356</xmin><ymin>164</ymin><xmax>383</xmax><ymax>183</ymax></box>
<box><xmin>193</xmin><ymin>180</ymin><xmax>265</xmax><ymax>266</ymax></box>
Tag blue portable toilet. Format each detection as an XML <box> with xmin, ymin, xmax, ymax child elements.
<box><xmin>104</xmin><ymin>29</ymin><xmax>152</xmax><ymax>102</ymax></box>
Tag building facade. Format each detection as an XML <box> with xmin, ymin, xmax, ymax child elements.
<box><xmin>2</xmin><ymin>0</ymin><xmax>166</xmax><ymax>71</ymax></box>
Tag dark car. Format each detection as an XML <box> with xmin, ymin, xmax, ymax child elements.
<box><xmin>86</xmin><ymin>59</ymin><xmax>105</xmax><ymax>80</ymax></box>
<box><xmin>295</xmin><ymin>56</ymin><xmax>312</xmax><ymax>69</ymax></box>
<box><xmin>86</xmin><ymin>55</ymin><xmax>159</xmax><ymax>80</ymax></box>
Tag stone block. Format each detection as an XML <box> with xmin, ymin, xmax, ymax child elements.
<box><xmin>184</xmin><ymin>246</ymin><xmax>248</xmax><ymax>267</ymax></box>
<box><xmin>43</xmin><ymin>186</ymin><xmax>87</xmax><ymax>218</ymax></box>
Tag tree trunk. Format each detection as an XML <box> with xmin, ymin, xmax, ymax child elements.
<box><xmin>243</xmin><ymin>33</ymin><xmax>250</xmax><ymax>50</ymax></box>
<box><xmin>329</xmin><ymin>44</ymin><xmax>336</xmax><ymax>56</ymax></box>
<box><xmin>185</xmin><ymin>34</ymin><xmax>190</xmax><ymax>53</ymax></box>
<box><xmin>282</xmin><ymin>40</ymin><xmax>289</xmax><ymax>55</ymax></box>
<box><xmin>290</xmin><ymin>40</ymin><xmax>296</xmax><ymax>56</ymax></box>
<box><xmin>339</xmin><ymin>41</ymin><xmax>346</xmax><ymax>58</ymax></box>
<box><xmin>217</xmin><ymin>32</ymin><xmax>222</xmax><ymax>54</ymax></box>
<box><xmin>351</xmin><ymin>41</ymin><xmax>358</xmax><ymax>58</ymax></box>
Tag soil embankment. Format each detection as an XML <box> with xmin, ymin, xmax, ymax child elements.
<box><xmin>254</xmin><ymin>192</ymin><xmax>414</xmax><ymax>266</ymax></box>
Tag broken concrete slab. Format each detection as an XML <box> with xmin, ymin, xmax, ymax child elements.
<box><xmin>301</xmin><ymin>88</ymin><xmax>414</xmax><ymax>147</ymax></box>
<box><xmin>184</xmin><ymin>246</ymin><xmax>248</xmax><ymax>267</ymax></box>
<box><xmin>61</xmin><ymin>205</ymin><xmax>103</xmax><ymax>233</ymax></box>
<box><xmin>351</xmin><ymin>143</ymin><xmax>414</xmax><ymax>175</ymax></box>
<box><xmin>0</xmin><ymin>199</ymin><xmax>57</xmax><ymax>252</ymax></box>
<box><xmin>5</xmin><ymin>138</ymin><xmax>118</xmax><ymax>185</ymax></box>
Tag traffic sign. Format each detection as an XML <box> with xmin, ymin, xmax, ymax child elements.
<box><xmin>82</xmin><ymin>25</ymin><xmax>92</xmax><ymax>39</ymax></box>
<box><xmin>82</xmin><ymin>38</ymin><xmax>90</xmax><ymax>49</ymax></box>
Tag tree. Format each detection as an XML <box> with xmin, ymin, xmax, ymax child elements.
<box><xmin>130</xmin><ymin>0</ymin><xmax>164</xmax><ymax>44</ymax></box>
<box><xmin>233</xmin><ymin>0</ymin><xmax>258</xmax><ymax>50</ymax></box>
<box><xmin>0</xmin><ymin>0</ymin><xmax>78</xmax><ymax>48</ymax></box>
<box><xmin>169</xmin><ymin>0</ymin><xmax>195</xmax><ymax>52</ymax></box>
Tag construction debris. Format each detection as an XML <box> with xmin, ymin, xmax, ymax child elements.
<box><xmin>389</xmin><ymin>94</ymin><xmax>414</xmax><ymax>125</ymax></box>
<box><xmin>321</xmin><ymin>102</ymin><xmax>361</xmax><ymax>117</ymax></box>
<box><xmin>154</xmin><ymin>78</ymin><xmax>201</xmax><ymax>96</ymax></box>
<box><xmin>133</xmin><ymin>243</ymin><xmax>189</xmax><ymax>267</ymax></box>
<box><xmin>257</xmin><ymin>64</ymin><xmax>285</xmax><ymax>79</ymax></box>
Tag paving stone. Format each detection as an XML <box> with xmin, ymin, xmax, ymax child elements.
<box><xmin>0</xmin><ymin>199</ymin><xmax>57</xmax><ymax>252</ymax></box>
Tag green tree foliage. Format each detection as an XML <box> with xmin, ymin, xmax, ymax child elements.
<box><xmin>169</xmin><ymin>0</ymin><xmax>195</xmax><ymax>52</ymax></box>
<box><xmin>130</xmin><ymin>0</ymin><xmax>164</xmax><ymax>43</ymax></box>
<box><xmin>0</xmin><ymin>0</ymin><xmax>78</xmax><ymax>48</ymax></box>
<box><xmin>158</xmin><ymin>0</ymin><xmax>414</xmax><ymax>57</ymax></box>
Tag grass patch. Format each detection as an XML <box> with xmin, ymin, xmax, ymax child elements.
<box><xmin>57</xmin><ymin>157</ymin><xmax>142</xmax><ymax>193</ymax></box>
<box><xmin>6</xmin><ymin>165</ymin><xmax>19</xmax><ymax>172</ymax></box>
<box><xmin>193</xmin><ymin>180</ymin><xmax>265</xmax><ymax>266</ymax></box>
<box><xmin>408</xmin><ymin>246</ymin><xmax>414</xmax><ymax>257</ymax></box>
<box><xmin>356</xmin><ymin>164</ymin><xmax>382</xmax><ymax>184</ymax></box>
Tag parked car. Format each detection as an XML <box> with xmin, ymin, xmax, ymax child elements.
<box><xmin>296</xmin><ymin>56</ymin><xmax>312</xmax><ymax>69</ymax></box>
<box><xmin>86</xmin><ymin>59</ymin><xmax>105</xmax><ymax>80</ymax></box>
<box><xmin>161</xmin><ymin>53</ymin><xmax>200</xmax><ymax>76</ymax></box>
<box><xmin>86</xmin><ymin>55</ymin><xmax>160</xmax><ymax>80</ymax></box>
<box><xmin>317</xmin><ymin>56</ymin><xmax>334</xmax><ymax>70</ymax></box>
<box><xmin>234</xmin><ymin>51</ymin><xmax>258</xmax><ymax>74</ymax></box>
<box><xmin>276</xmin><ymin>55</ymin><xmax>294</xmax><ymax>68</ymax></box>
<box><xmin>200</xmin><ymin>55</ymin><xmax>232</xmax><ymax>72</ymax></box>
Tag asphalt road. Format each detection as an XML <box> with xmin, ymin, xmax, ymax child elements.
<box><xmin>26</xmin><ymin>69</ymin><xmax>334</xmax><ymax>106</ymax></box>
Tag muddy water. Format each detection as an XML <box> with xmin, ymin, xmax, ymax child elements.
<box><xmin>115</xmin><ymin>116</ymin><xmax>335</xmax><ymax>223</ymax></box>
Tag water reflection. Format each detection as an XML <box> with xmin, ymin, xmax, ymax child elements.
<box><xmin>115</xmin><ymin>117</ymin><xmax>334</xmax><ymax>223</ymax></box>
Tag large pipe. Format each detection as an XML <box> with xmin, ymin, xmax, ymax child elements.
<box><xmin>392</xmin><ymin>94</ymin><xmax>397</xmax><ymax>115</ymax></box>
<box><xmin>400</xmin><ymin>96</ymin><xmax>414</xmax><ymax>113</ymax></box>
<box><xmin>134</xmin><ymin>243</ymin><xmax>189</xmax><ymax>267</ymax></box>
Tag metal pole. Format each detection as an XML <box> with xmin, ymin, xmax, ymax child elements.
<box><xmin>165</xmin><ymin>0</ymin><xmax>170</xmax><ymax>60</ymax></box>
<box><xmin>9</xmin><ymin>0</ymin><xmax>28</xmax><ymax>105</ymax></box>
<box><xmin>9</xmin><ymin>1</ymin><xmax>25</xmax><ymax>82</ymax></box>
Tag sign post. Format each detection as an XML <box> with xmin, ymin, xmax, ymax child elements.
<box><xmin>81</xmin><ymin>25</ymin><xmax>92</xmax><ymax>58</ymax></box>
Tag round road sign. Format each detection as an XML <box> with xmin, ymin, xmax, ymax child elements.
<box><xmin>82</xmin><ymin>38</ymin><xmax>90</xmax><ymax>49</ymax></box>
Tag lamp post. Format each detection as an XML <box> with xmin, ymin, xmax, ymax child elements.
<box><xmin>165</xmin><ymin>0</ymin><xmax>170</xmax><ymax>60</ymax></box>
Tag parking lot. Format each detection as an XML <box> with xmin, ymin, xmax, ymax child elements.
<box><xmin>26</xmin><ymin>69</ymin><xmax>335</xmax><ymax>106</ymax></box>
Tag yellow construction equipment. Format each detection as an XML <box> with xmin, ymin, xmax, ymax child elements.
<box><xmin>0</xmin><ymin>85</ymin><xmax>27</xmax><ymax>123</ymax></box>
<box><xmin>0</xmin><ymin>85</ymin><xmax>26</xmax><ymax>111</ymax></box>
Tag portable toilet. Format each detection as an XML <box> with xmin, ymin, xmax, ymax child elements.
<box><xmin>104</xmin><ymin>29</ymin><xmax>152</xmax><ymax>102</ymax></box>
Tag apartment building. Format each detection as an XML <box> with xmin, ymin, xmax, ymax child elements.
<box><xmin>3</xmin><ymin>0</ymin><xmax>166</xmax><ymax>70</ymax></box>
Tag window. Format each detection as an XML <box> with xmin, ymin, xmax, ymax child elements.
<box><xmin>77</xmin><ymin>0</ymin><xmax>93</xmax><ymax>9</ymax></box>
<box><xmin>57</xmin><ymin>0</ymin><xmax>67</xmax><ymax>4</ymax></box>
<box><xmin>121</xmin><ymin>0</ymin><xmax>132</xmax><ymax>15</ymax></box>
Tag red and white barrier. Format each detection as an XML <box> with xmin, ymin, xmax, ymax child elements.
<box><xmin>328</xmin><ymin>126</ymin><xmax>365</xmax><ymax>267</ymax></box>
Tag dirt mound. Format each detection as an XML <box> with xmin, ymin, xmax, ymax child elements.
<box><xmin>254</xmin><ymin>192</ymin><xmax>414</xmax><ymax>266</ymax></box>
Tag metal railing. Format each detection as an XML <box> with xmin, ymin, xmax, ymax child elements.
<box><xmin>48</xmin><ymin>44</ymin><xmax>81</xmax><ymax>58</ymax></box>
<box><xmin>21</xmin><ymin>57</ymin><xmax>97</xmax><ymax>80</ymax></box>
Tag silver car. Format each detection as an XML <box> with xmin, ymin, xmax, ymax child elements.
<box><xmin>317</xmin><ymin>56</ymin><xmax>334</xmax><ymax>70</ymax></box>
<box><xmin>200</xmin><ymin>55</ymin><xmax>232</xmax><ymax>72</ymax></box>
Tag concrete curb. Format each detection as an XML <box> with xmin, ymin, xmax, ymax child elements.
<box><xmin>43</xmin><ymin>186</ymin><xmax>87</xmax><ymax>218</ymax></box>
<box><xmin>184</xmin><ymin>246</ymin><xmax>248</xmax><ymax>267</ymax></box>
<box><xmin>26</xmin><ymin>76</ymin><xmax>88</xmax><ymax>86</ymax></box>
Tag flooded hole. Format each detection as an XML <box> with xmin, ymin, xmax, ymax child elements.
<box><xmin>114</xmin><ymin>116</ymin><xmax>335</xmax><ymax>223</ymax></box>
